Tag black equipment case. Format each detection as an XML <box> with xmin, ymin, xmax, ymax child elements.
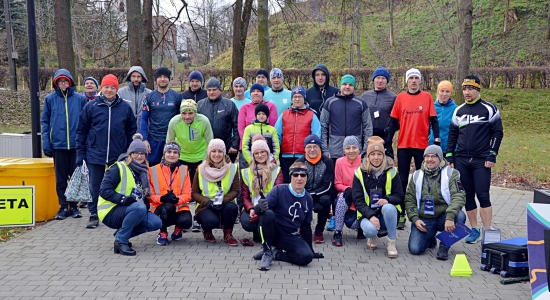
<box><xmin>480</xmin><ymin>237</ymin><xmax>529</xmax><ymax>278</ymax></box>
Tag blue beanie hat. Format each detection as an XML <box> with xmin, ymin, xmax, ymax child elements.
<box><xmin>188</xmin><ymin>70</ymin><xmax>203</xmax><ymax>83</ymax></box>
<box><xmin>250</xmin><ymin>83</ymin><xmax>264</xmax><ymax>96</ymax></box>
<box><xmin>255</xmin><ymin>68</ymin><xmax>269</xmax><ymax>78</ymax></box>
<box><xmin>303</xmin><ymin>134</ymin><xmax>323</xmax><ymax>149</ymax></box>
<box><xmin>291</xmin><ymin>86</ymin><xmax>306</xmax><ymax>100</ymax></box>
<box><xmin>372</xmin><ymin>66</ymin><xmax>390</xmax><ymax>82</ymax></box>
<box><xmin>84</xmin><ymin>77</ymin><xmax>99</xmax><ymax>88</ymax></box>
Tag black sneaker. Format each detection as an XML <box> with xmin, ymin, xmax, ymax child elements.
<box><xmin>54</xmin><ymin>208</ymin><xmax>69</xmax><ymax>220</ymax></box>
<box><xmin>191</xmin><ymin>220</ymin><xmax>201</xmax><ymax>232</ymax></box>
<box><xmin>332</xmin><ymin>231</ymin><xmax>343</xmax><ymax>247</ymax></box>
<box><xmin>86</xmin><ymin>214</ymin><xmax>99</xmax><ymax>228</ymax></box>
<box><xmin>436</xmin><ymin>244</ymin><xmax>450</xmax><ymax>261</ymax></box>
<box><xmin>71</xmin><ymin>208</ymin><xmax>83</xmax><ymax>218</ymax></box>
<box><xmin>428</xmin><ymin>237</ymin><xmax>438</xmax><ymax>249</ymax></box>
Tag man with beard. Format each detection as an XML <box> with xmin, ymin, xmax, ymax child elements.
<box><xmin>140</xmin><ymin>67</ymin><xmax>183</xmax><ymax>166</ymax></box>
<box><xmin>118</xmin><ymin>66</ymin><xmax>151</xmax><ymax>132</ymax></box>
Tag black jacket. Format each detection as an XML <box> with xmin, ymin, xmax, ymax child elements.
<box><xmin>352</xmin><ymin>165</ymin><xmax>404</xmax><ymax>221</ymax></box>
<box><xmin>197</xmin><ymin>96</ymin><xmax>240</xmax><ymax>150</ymax></box>
<box><xmin>360</xmin><ymin>88</ymin><xmax>396</xmax><ymax>137</ymax></box>
<box><xmin>296</xmin><ymin>155</ymin><xmax>334</xmax><ymax>196</ymax></box>
<box><xmin>181</xmin><ymin>87</ymin><xmax>207</xmax><ymax>102</ymax></box>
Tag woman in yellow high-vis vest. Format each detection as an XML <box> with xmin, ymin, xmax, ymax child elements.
<box><xmin>98</xmin><ymin>134</ymin><xmax>162</xmax><ymax>256</ymax></box>
<box><xmin>191</xmin><ymin>139</ymin><xmax>240</xmax><ymax>246</ymax></box>
<box><xmin>351</xmin><ymin>136</ymin><xmax>404</xmax><ymax>258</ymax></box>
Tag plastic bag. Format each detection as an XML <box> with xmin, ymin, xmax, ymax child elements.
<box><xmin>65</xmin><ymin>161</ymin><xmax>92</xmax><ymax>202</ymax></box>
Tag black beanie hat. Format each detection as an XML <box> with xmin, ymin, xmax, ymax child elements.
<box><xmin>154</xmin><ymin>67</ymin><xmax>171</xmax><ymax>79</ymax></box>
<box><xmin>254</xmin><ymin>102</ymin><xmax>270</xmax><ymax>119</ymax></box>
<box><xmin>255</xmin><ymin>68</ymin><xmax>269</xmax><ymax>78</ymax></box>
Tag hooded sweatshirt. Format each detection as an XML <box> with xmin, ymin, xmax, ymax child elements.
<box><xmin>429</xmin><ymin>99</ymin><xmax>458</xmax><ymax>153</ymax></box>
<box><xmin>305</xmin><ymin>64</ymin><xmax>339</xmax><ymax>118</ymax></box>
<box><xmin>117</xmin><ymin>66</ymin><xmax>151</xmax><ymax>132</ymax></box>
<box><xmin>41</xmin><ymin>69</ymin><xmax>87</xmax><ymax>153</ymax></box>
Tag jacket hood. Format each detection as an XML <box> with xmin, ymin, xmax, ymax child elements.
<box><xmin>53</xmin><ymin>69</ymin><xmax>75</xmax><ymax>88</ymax></box>
<box><xmin>125</xmin><ymin>66</ymin><xmax>148</xmax><ymax>83</ymax></box>
<box><xmin>311</xmin><ymin>64</ymin><xmax>331</xmax><ymax>89</ymax></box>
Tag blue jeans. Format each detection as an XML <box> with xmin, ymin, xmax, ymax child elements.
<box><xmin>360</xmin><ymin>204</ymin><xmax>398</xmax><ymax>240</ymax></box>
<box><xmin>408</xmin><ymin>210</ymin><xmax>467</xmax><ymax>255</ymax></box>
<box><xmin>103</xmin><ymin>202</ymin><xmax>162</xmax><ymax>244</ymax></box>
<box><xmin>87</xmin><ymin>163</ymin><xmax>107</xmax><ymax>216</ymax></box>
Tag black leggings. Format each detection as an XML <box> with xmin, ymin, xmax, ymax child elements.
<box><xmin>195</xmin><ymin>201</ymin><xmax>238</xmax><ymax>231</ymax></box>
<box><xmin>154</xmin><ymin>203</ymin><xmax>193</xmax><ymax>232</ymax></box>
<box><xmin>258</xmin><ymin>210</ymin><xmax>314</xmax><ymax>266</ymax></box>
<box><xmin>313</xmin><ymin>194</ymin><xmax>332</xmax><ymax>232</ymax></box>
<box><xmin>397</xmin><ymin>148</ymin><xmax>424</xmax><ymax>215</ymax></box>
<box><xmin>280</xmin><ymin>156</ymin><xmax>299</xmax><ymax>183</ymax></box>
<box><xmin>455</xmin><ymin>156</ymin><xmax>492</xmax><ymax>211</ymax></box>
<box><xmin>180</xmin><ymin>160</ymin><xmax>202</xmax><ymax>185</ymax></box>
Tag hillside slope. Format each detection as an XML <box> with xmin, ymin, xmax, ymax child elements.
<box><xmin>213</xmin><ymin>0</ymin><xmax>550</xmax><ymax>69</ymax></box>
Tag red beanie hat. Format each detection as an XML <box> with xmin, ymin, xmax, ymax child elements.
<box><xmin>101</xmin><ymin>74</ymin><xmax>119</xmax><ymax>90</ymax></box>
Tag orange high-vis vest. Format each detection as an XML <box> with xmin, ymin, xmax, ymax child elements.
<box><xmin>148</xmin><ymin>164</ymin><xmax>192</xmax><ymax>212</ymax></box>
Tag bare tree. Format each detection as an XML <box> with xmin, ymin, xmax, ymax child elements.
<box><xmin>388</xmin><ymin>0</ymin><xmax>395</xmax><ymax>47</ymax></box>
<box><xmin>257</xmin><ymin>0</ymin><xmax>271</xmax><ymax>70</ymax></box>
<box><xmin>143</xmin><ymin>0</ymin><xmax>153</xmax><ymax>89</ymax></box>
<box><xmin>547</xmin><ymin>0</ymin><xmax>550</xmax><ymax>39</ymax></box>
<box><xmin>127</xmin><ymin>0</ymin><xmax>143</xmax><ymax>66</ymax></box>
<box><xmin>231</xmin><ymin>0</ymin><xmax>253</xmax><ymax>85</ymax></box>
<box><xmin>53</xmin><ymin>0</ymin><xmax>76</xmax><ymax>75</ymax></box>
<box><xmin>455</xmin><ymin>0</ymin><xmax>473</xmax><ymax>104</ymax></box>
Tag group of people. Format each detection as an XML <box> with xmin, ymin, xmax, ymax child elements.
<box><xmin>41</xmin><ymin>64</ymin><xmax>503</xmax><ymax>271</ymax></box>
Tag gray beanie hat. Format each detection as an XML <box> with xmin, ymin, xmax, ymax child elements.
<box><xmin>424</xmin><ymin>145</ymin><xmax>443</xmax><ymax>161</ymax></box>
<box><xmin>343</xmin><ymin>136</ymin><xmax>360</xmax><ymax>150</ymax></box>
<box><xmin>205</xmin><ymin>77</ymin><xmax>221</xmax><ymax>90</ymax></box>
<box><xmin>127</xmin><ymin>133</ymin><xmax>148</xmax><ymax>155</ymax></box>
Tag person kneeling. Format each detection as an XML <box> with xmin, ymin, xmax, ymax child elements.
<box><xmin>192</xmin><ymin>139</ymin><xmax>240</xmax><ymax>245</ymax></box>
<box><xmin>98</xmin><ymin>134</ymin><xmax>162</xmax><ymax>256</ymax></box>
<box><xmin>253</xmin><ymin>162</ymin><xmax>324</xmax><ymax>271</ymax></box>
<box><xmin>148</xmin><ymin>142</ymin><xmax>193</xmax><ymax>245</ymax></box>
<box><xmin>352</xmin><ymin>136</ymin><xmax>403</xmax><ymax>258</ymax></box>
<box><xmin>240</xmin><ymin>140</ymin><xmax>283</xmax><ymax>244</ymax></box>
<box><xmin>405</xmin><ymin>145</ymin><xmax>466</xmax><ymax>260</ymax></box>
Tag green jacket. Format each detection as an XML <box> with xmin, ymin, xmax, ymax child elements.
<box><xmin>166</xmin><ymin>113</ymin><xmax>213</xmax><ymax>162</ymax></box>
<box><xmin>405</xmin><ymin>160</ymin><xmax>465</xmax><ymax>223</ymax></box>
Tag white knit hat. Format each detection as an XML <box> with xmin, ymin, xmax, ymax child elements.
<box><xmin>406</xmin><ymin>68</ymin><xmax>421</xmax><ymax>82</ymax></box>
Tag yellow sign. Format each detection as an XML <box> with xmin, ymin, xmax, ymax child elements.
<box><xmin>0</xmin><ymin>186</ymin><xmax>34</xmax><ymax>227</ymax></box>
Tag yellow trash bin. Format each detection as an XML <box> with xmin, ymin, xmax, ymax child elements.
<box><xmin>0</xmin><ymin>158</ymin><xmax>58</xmax><ymax>222</ymax></box>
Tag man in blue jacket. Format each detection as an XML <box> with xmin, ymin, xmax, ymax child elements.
<box><xmin>41</xmin><ymin>69</ymin><xmax>87</xmax><ymax>220</ymax></box>
<box><xmin>76</xmin><ymin>74</ymin><xmax>137</xmax><ymax>229</ymax></box>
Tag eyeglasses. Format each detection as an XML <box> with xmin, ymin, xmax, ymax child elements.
<box><xmin>132</xmin><ymin>152</ymin><xmax>146</xmax><ymax>157</ymax></box>
<box><xmin>291</xmin><ymin>173</ymin><xmax>307</xmax><ymax>178</ymax></box>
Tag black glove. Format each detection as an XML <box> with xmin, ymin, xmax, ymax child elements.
<box><xmin>344</xmin><ymin>187</ymin><xmax>353</xmax><ymax>207</ymax></box>
<box><xmin>144</xmin><ymin>198</ymin><xmax>151</xmax><ymax>211</ymax></box>
<box><xmin>43</xmin><ymin>151</ymin><xmax>52</xmax><ymax>158</ymax></box>
<box><xmin>76</xmin><ymin>158</ymin><xmax>84</xmax><ymax>166</ymax></box>
<box><xmin>446</xmin><ymin>155</ymin><xmax>455</xmax><ymax>164</ymax></box>
<box><xmin>207</xmin><ymin>201</ymin><xmax>222</xmax><ymax>211</ymax></box>
<box><xmin>313</xmin><ymin>252</ymin><xmax>324</xmax><ymax>259</ymax></box>
<box><xmin>160</xmin><ymin>191</ymin><xmax>179</xmax><ymax>204</ymax></box>
<box><xmin>254</xmin><ymin>198</ymin><xmax>269</xmax><ymax>213</ymax></box>
<box><xmin>122</xmin><ymin>196</ymin><xmax>136</xmax><ymax>206</ymax></box>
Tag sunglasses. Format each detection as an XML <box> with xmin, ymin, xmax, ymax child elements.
<box><xmin>291</xmin><ymin>173</ymin><xmax>307</xmax><ymax>178</ymax></box>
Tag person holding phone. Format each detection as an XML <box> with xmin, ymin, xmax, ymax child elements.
<box><xmin>405</xmin><ymin>145</ymin><xmax>466</xmax><ymax>260</ymax></box>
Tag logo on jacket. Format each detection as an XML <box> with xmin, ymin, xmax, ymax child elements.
<box><xmin>289</xmin><ymin>202</ymin><xmax>302</xmax><ymax>222</ymax></box>
<box><xmin>456</xmin><ymin>115</ymin><xmax>486</xmax><ymax>127</ymax></box>
<box><xmin>217</xmin><ymin>110</ymin><xmax>224</xmax><ymax>113</ymax></box>
<box><xmin>283</xmin><ymin>99</ymin><xmax>288</xmax><ymax>104</ymax></box>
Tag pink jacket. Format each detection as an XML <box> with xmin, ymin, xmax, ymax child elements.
<box><xmin>238</xmin><ymin>100</ymin><xmax>279</xmax><ymax>143</ymax></box>
<box><xmin>334</xmin><ymin>156</ymin><xmax>361</xmax><ymax>192</ymax></box>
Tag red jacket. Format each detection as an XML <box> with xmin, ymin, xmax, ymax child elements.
<box><xmin>148</xmin><ymin>163</ymin><xmax>192</xmax><ymax>212</ymax></box>
<box><xmin>280</xmin><ymin>108</ymin><xmax>314</xmax><ymax>155</ymax></box>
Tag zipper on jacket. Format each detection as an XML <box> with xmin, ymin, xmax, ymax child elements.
<box><xmin>64</xmin><ymin>93</ymin><xmax>70</xmax><ymax>149</ymax></box>
<box><xmin>292</xmin><ymin>111</ymin><xmax>298</xmax><ymax>155</ymax></box>
<box><xmin>106</xmin><ymin>106</ymin><xmax>112</xmax><ymax>164</ymax></box>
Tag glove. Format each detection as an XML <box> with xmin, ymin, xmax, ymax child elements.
<box><xmin>144</xmin><ymin>198</ymin><xmax>151</xmax><ymax>211</ymax></box>
<box><xmin>344</xmin><ymin>188</ymin><xmax>353</xmax><ymax>207</ymax></box>
<box><xmin>160</xmin><ymin>191</ymin><xmax>179</xmax><ymax>204</ymax></box>
<box><xmin>207</xmin><ymin>201</ymin><xmax>222</xmax><ymax>211</ymax></box>
<box><xmin>76</xmin><ymin>157</ymin><xmax>84</xmax><ymax>166</ymax></box>
<box><xmin>122</xmin><ymin>196</ymin><xmax>136</xmax><ymax>206</ymax></box>
<box><xmin>313</xmin><ymin>252</ymin><xmax>324</xmax><ymax>259</ymax></box>
<box><xmin>313</xmin><ymin>202</ymin><xmax>323</xmax><ymax>213</ymax></box>
<box><xmin>254</xmin><ymin>198</ymin><xmax>269</xmax><ymax>213</ymax></box>
<box><xmin>43</xmin><ymin>151</ymin><xmax>52</xmax><ymax>158</ymax></box>
<box><xmin>446</xmin><ymin>155</ymin><xmax>455</xmax><ymax>164</ymax></box>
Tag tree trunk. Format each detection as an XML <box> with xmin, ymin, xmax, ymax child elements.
<box><xmin>455</xmin><ymin>0</ymin><xmax>473</xmax><ymax>105</ymax></box>
<box><xmin>127</xmin><ymin>0</ymin><xmax>143</xmax><ymax>67</ymax></box>
<box><xmin>142</xmin><ymin>0</ymin><xmax>153</xmax><ymax>89</ymax></box>
<box><xmin>547</xmin><ymin>0</ymin><xmax>550</xmax><ymax>39</ymax></box>
<box><xmin>388</xmin><ymin>0</ymin><xmax>395</xmax><ymax>47</ymax></box>
<box><xmin>257</xmin><ymin>0</ymin><xmax>271</xmax><ymax>71</ymax></box>
<box><xmin>53</xmin><ymin>0</ymin><xmax>75</xmax><ymax>76</ymax></box>
<box><xmin>231</xmin><ymin>0</ymin><xmax>253</xmax><ymax>96</ymax></box>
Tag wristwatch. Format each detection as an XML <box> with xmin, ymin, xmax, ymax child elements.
<box><xmin>434</xmin><ymin>138</ymin><xmax>441</xmax><ymax>142</ymax></box>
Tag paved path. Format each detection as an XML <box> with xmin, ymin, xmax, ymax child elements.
<box><xmin>0</xmin><ymin>187</ymin><xmax>533</xmax><ymax>299</ymax></box>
